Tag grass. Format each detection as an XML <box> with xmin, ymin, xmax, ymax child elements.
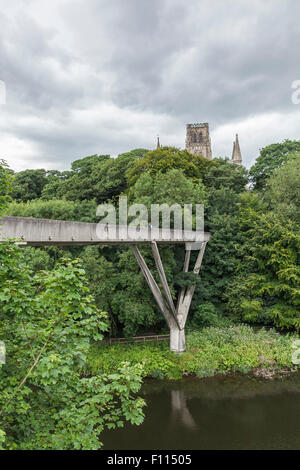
<box><xmin>86</xmin><ymin>325</ymin><xmax>299</xmax><ymax>380</ymax></box>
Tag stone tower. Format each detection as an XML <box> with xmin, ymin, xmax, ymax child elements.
<box><xmin>185</xmin><ymin>123</ymin><xmax>212</xmax><ymax>160</ymax></box>
<box><xmin>231</xmin><ymin>134</ymin><xmax>242</xmax><ymax>165</ymax></box>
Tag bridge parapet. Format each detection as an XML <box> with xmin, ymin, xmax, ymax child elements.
<box><xmin>0</xmin><ymin>216</ymin><xmax>210</xmax><ymax>246</ymax></box>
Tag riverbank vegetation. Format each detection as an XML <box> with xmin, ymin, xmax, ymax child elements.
<box><xmin>87</xmin><ymin>326</ymin><xmax>298</xmax><ymax>380</ymax></box>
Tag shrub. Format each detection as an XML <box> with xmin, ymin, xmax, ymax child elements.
<box><xmin>87</xmin><ymin>325</ymin><xmax>299</xmax><ymax>380</ymax></box>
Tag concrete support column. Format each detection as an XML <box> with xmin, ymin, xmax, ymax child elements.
<box><xmin>170</xmin><ymin>327</ymin><xmax>186</xmax><ymax>353</ymax></box>
<box><xmin>131</xmin><ymin>243</ymin><xmax>208</xmax><ymax>354</ymax></box>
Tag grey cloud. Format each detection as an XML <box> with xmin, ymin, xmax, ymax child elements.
<box><xmin>1</xmin><ymin>0</ymin><xmax>300</xmax><ymax>171</ymax></box>
<box><xmin>0</xmin><ymin>12</ymin><xmax>87</xmax><ymax>110</ymax></box>
<box><xmin>99</xmin><ymin>0</ymin><xmax>300</xmax><ymax>121</ymax></box>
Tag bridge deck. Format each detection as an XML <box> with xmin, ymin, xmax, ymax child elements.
<box><xmin>0</xmin><ymin>216</ymin><xmax>210</xmax><ymax>246</ymax></box>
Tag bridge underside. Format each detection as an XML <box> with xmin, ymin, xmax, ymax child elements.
<box><xmin>0</xmin><ymin>217</ymin><xmax>210</xmax><ymax>353</ymax></box>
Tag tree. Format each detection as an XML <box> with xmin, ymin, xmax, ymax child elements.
<box><xmin>203</xmin><ymin>157</ymin><xmax>248</xmax><ymax>193</ymax></box>
<box><xmin>0</xmin><ymin>249</ymin><xmax>145</xmax><ymax>449</ymax></box>
<box><xmin>191</xmin><ymin>188</ymin><xmax>242</xmax><ymax>313</ymax></box>
<box><xmin>264</xmin><ymin>152</ymin><xmax>300</xmax><ymax>223</ymax></box>
<box><xmin>11</xmin><ymin>169</ymin><xmax>49</xmax><ymax>202</ymax></box>
<box><xmin>39</xmin><ymin>170</ymin><xmax>72</xmax><ymax>200</ymax></box>
<box><xmin>225</xmin><ymin>200</ymin><xmax>300</xmax><ymax>331</ymax></box>
<box><xmin>190</xmin><ymin>191</ymin><xmax>268</xmax><ymax>318</ymax></box>
<box><xmin>81</xmin><ymin>245</ymin><xmax>170</xmax><ymax>338</ymax></box>
<box><xmin>118</xmin><ymin>148</ymin><xmax>149</xmax><ymax>159</ymax></box>
<box><xmin>249</xmin><ymin>140</ymin><xmax>300</xmax><ymax>191</ymax></box>
<box><xmin>127</xmin><ymin>146</ymin><xmax>215</xmax><ymax>186</ymax></box>
<box><xmin>92</xmin><ymin>153</ymin><xmax>141</xmax><ymax>203</ymax></box>
<box><xmin>42</xmin><ymin>155</ymin><xmax>110</xmax><ymax>202</ymax></box>
<box><xmin>6</xmin><ymin>198</ymin><xmax>98</xmax><ymax>222</ymax></box>
<box><xmin>0</xmin><ymin>171</ymin><xmax>144</xmax><ymax>449</ymax></box>
<box><xmin>185</xmin><ymin>160</ymin><xmax>248</xmax><ymax>317</ymax></box>
<box><xmin>71</xmin><ymin>154</ymin><xmax>110</xmax><ymax>174</ymax></box>
<box><xmin>130</xmin><ymin>169</ymin><xmax>207</xmax><ymax>209</ymax></box>
<box><xmin>42</xmin><ymin>152</ymin><xmax>143</xmax><ymax>203</ymax></box>
<box><xmin>0</xmin><ymin>160</ymin><xmax>13</xmax><ymax>212</ymax></box>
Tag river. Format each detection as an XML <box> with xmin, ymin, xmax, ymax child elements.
<box><xmin>102</xmin><ymin>373</ymin><xmax>300</xmax><ymax>450</ymax></box>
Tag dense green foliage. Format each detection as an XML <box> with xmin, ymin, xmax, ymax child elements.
<box><xmin>130</xmin><ymin>169</ymin><xmax>207</xmax><ymax>208</ymax></box>
<box><xmin>87</xmin><ymin>326</ymin><xmax>298</xmax><ymax>380</ymax></box>
<box><xmin>11</xmin><ymin>169</ymin><xmax>49</xmax><ymax>202</ymax></box>
<box><xmin>127</xmin><ymin>146</ymin><xmax>215</xmax><ymax>185</ymax></box>
<box><xmin>264</xmin><ymin>153</ymin><xmax>300</xmax><ymax>223</ymax></box>
<box><xmin>11</xmin><ymin>169</ymin><xmax>73</xmax><ymax>202</ymax></box>
<box><xmin>6</xmin><ymin>198</ymin><xmax>97</xmax><ymax>222</ymax></box>
<box><xmin>81</xmin><ymin>245</ymin><xmax>166</xmax><ymax>337</ymax></box>
<box><xmin>195</xmin><ymin>188</ymin><xmax>242</xmax><ymax>312</ymax></box>
<box><xmin>227</xmin><ymin>204</ymin><xmax>300</xmax><ymax>330</ymax></box>
<box><xmin>0</xmin><ymin>160</ymin><xmax>13</xmax><ymax>212</ymax></box>
<box><xmin>0</xmin><ymin>245</ymin><xmax>144</xmax><ymax>450</ymax></box>
<box><xmin>4</xmin><ymin>144</ymin><xmax>300</xmax><ymax>336</ymax></box>
<box><xmin>0</xmin><ymin>166</ymin><xmax>144</xmax><ymax>449</ymax></box>
<box><xmin>203</xmin><ymin>157</ymin><xmax>248</xmax><ymax>193</ymax></box>
<box><xmin>41</xmin><ymin>150</ymin><xmax>148</xmax><ymax>204</ymax></box>
<box><xmin>249</xmin><ymin>140</ymin><xmax>300</xmax><ymax>191</ymax></box>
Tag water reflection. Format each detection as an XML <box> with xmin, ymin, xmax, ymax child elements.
<box><xmin>171</xmin><ymin>390</ymin><xmax>197</xmax><ymax>430</ymax></box>
<box><xmin>102</xmin><ymin>373</ymin><xmax>300</xmax><ymax>450</ymax></box>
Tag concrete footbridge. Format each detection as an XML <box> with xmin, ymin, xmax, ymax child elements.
<box><xmin>0</xmin><ymin>216</ymin><xmax>211</xmax><ymax>353</ymax></box>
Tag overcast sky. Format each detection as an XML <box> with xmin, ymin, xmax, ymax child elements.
<box><xmin>1</xmin><ymin>0</ymin><xmax>300</xmax><ymax>172</ymax></box>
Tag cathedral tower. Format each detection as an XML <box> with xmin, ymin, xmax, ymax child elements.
<box><xmin>185</xmin><ymin>123</ymin><xmax>212</xmax><ymax>160</ymax></box>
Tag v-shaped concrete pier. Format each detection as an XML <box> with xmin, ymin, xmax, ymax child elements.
<box><xmin>0</xmin><ymin>216</ymin><xmax>211</xmax><ymax>353</ymax></box>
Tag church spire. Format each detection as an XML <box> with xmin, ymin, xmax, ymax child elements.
<box><xmin>157</xmin><ymin>135</ymin><xmax>161</xmax><ymax>149</ymax></box>
<box><xmin>232</xmin><ymin>134</ymin><xmax>242</xmax><ymax>165</ymax></box>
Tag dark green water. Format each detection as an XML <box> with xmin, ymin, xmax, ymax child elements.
<box><xmin>103</xmin><ymin>373</ymin><xmax>300</xmax><ymax>450</ymax></box>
